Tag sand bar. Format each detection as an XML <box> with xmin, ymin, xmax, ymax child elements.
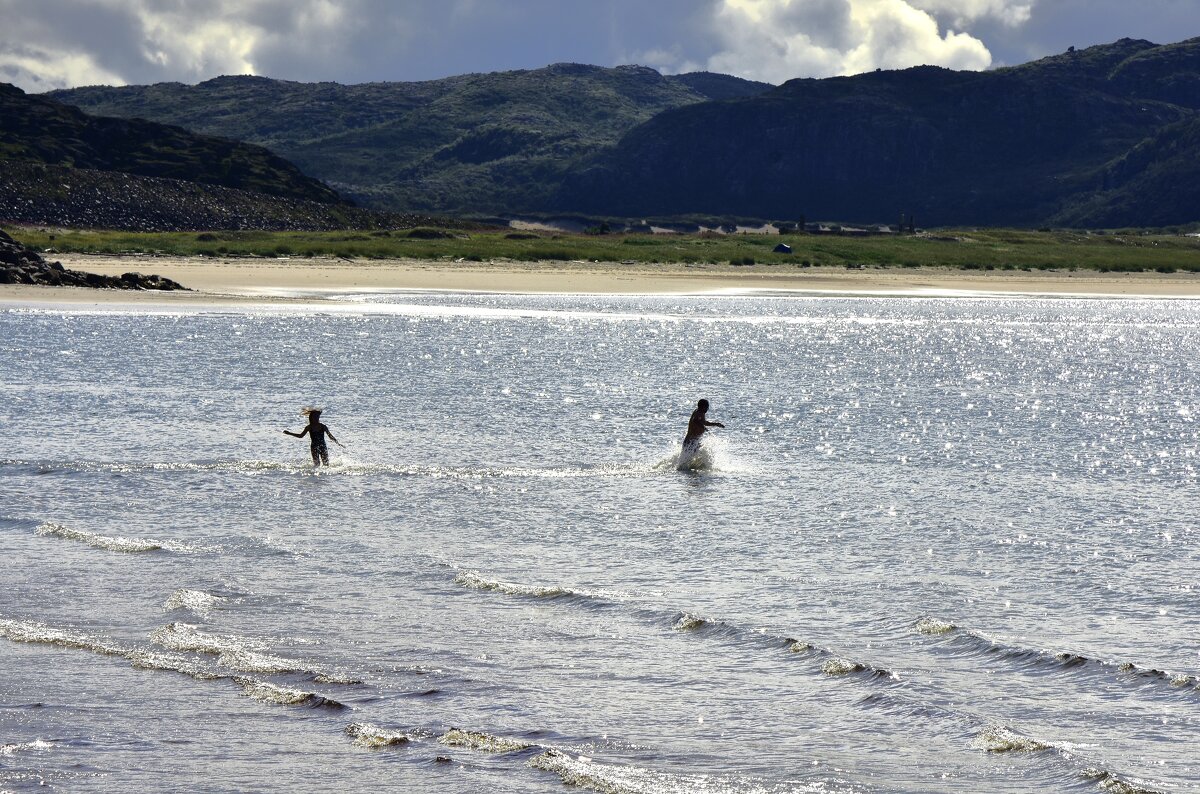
<box><xmin>2</xmin><ymin>254</ymin><xmax>1200</xmax><ymax>307</ymax></box>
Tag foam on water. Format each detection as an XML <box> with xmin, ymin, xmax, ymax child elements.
<box><xmin>455</xmin><ymin>570</ymin><xmax>599</xmax><ymax>600</ymax></box>
<box><xmin>0</xmin><ymin>740</ymin><xmax>53</xmax><ymax>757</ymax></box>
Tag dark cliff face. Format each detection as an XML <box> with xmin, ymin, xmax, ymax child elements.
<box><xmin>553</xmin><ymin>38</ymin><xmax>1200</xmax><ymax>226</ymax></box>
<box><xmin>0</xmin><ymin>83</ymin><xmax>343</xmax><ymax>205</ymax></box>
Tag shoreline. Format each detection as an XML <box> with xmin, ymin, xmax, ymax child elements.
<box><xmin>2</xmin><ymin>253</ymin><xmax>1200</xmax><ymax>307</ymax></box>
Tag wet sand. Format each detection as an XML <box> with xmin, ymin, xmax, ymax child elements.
<box><xmin>2</xmin><ymin>254</ymin><xmax>1199</xmax><ymax>306</ymax></box>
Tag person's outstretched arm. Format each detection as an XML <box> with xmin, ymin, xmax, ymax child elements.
<box><xmin>283</xmin><ymin>427</ymin><xmax>310</xmax><ymax>438</ymax></box>
<box><xmin>706</xmin><ymin>420</ymin><xmax>725</xmax><ymax>428</ymax></box>
<box><xmin>326</xmin><ymin>428</ymin><xmax>343</xmax><ymax>447</ymax></box>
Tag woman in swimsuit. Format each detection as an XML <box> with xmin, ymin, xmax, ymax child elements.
<box><xmin>284</xmin><ymin>408</ymin><xmax>341</xmax><ymax>466</ymax></box>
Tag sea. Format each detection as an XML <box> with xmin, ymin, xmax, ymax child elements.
<box><xmin>1</xmin><ymin>290</ymin><xmax>1197</xmax><ymax>793</ymax></box>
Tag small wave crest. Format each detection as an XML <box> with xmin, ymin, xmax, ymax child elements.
<box><xmin>151</xmin><ymin>622</ymin><xmax>261</xmax><ymax>656</ymax></box>
<box><xmin>453</xmin><ymin>570</ymin><xmax>619</xmax><ymax>605</ymax></box>
<box><xmin>35</xmin><ymin>522</ymin><xmax>163</xmax><ymax>553</ymax></box>
<box><xmin>345</xmin><ymin>723</ymin><xmax>415</xmax><ymax>749</ymax></box>
<box><xmin>916</xmin><ymin>618</ymin><xmax>1200</xmax><ymax>695</ymax></box>
<box><xmin>438</xmin><ymin>729</ymin><xmax>533</xmax><ymax>754</ymax></box>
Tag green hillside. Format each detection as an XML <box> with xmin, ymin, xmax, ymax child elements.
<box><xmin>1</xmin><ymin>83</ymin><xmax>341</xmax><ymax>204</ymax></box>
<box><xmin>51</xmin><ymin>65</ymin><xmax>772</xmax><ymax>214</ymax></box>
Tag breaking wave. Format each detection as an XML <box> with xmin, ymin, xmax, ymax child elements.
<box><xmin>530</xmin><ymin>749</ymin><xmax>858</xmax><ymax>794</ymax></box>
<box><xmin>233</xmin><ymin>677</ymin><xmax>347</xmax><ymax>710</ymax></box>
<box><xmin>0</xmin><ymin>617</ymin><xmax>129</xmax><ymax>657</ymax></box>
<box><xmin>438</xmin><ymin>728</ymin><xmax>534</xmax><ymax>754</ymax></box>
<box><xmin>35</xmin><ymin>522</ymin><xmax>164</xmax><ymax>553</ymax></box>
<box><xmin>345</xmin><ymin>723</ymin><xmax>416</xmax><ymax>748</ymax></box>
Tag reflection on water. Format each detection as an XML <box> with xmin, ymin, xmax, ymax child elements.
<box><xmin>1</xmin><ymin>294</ymin><xmax>1197</xmax><ymax>793</ymax></box>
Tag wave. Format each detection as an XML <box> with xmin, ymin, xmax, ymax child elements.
<box><xmin>529</xmin><ymin>749</ymin><xmax>853</xmax><ymax>794</ymax></box>
<box><xmin>345</xmin><ymin>722</ymin><xmax>415</xmax><ymax>749</ymax></box>
<box><xmin>35</xmin><ymin>522</ymin><xmax>164</xmax><ymax>553</ymax></box>
<box><xmin>163</xmin><ymin>589</ymin><xmax>226</xmax><ymax>615</ymax></box>
<box><xmin>233</xmin><ymin>677</ymin><xmax>347</xmax><ymax>710</ymax></box>
<box><xmin>971</xmin><ymin>724</ymin><xmax>1057</xmax><ymax>753</ymax></box>
<box><xmin>914</xmin><ymin>616</ymin><xmax>1200</xmax><ymax>695</ymax></box>
<box><xmin>0</xmin><ymin>618</ymin><xmax>129</xmax><ymax>657</ymax></box>
<box><xmin>438</xmin><ymin>728</ymin><xmax>534</xmax><ymax>754</ymax></box>
<box><xmin>150</xmin><ymin>621</ymin><xmax>358</xmax><ymax>683</ymax></box>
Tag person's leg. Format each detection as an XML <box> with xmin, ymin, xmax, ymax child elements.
<box><xmin>311</xmin><ymin>445</ymin><xmax>321</xmax><ymax>466</ymax></box>
<box><xmin>318</xmin><ymin>444</ymin><xmax>329</xmax><ymax>466</ymax></box>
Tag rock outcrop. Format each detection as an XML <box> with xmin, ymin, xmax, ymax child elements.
<box><xmin>0</xmin><ymin>229</ymin><xmax>187</xmax><ymax>290</ymax></box>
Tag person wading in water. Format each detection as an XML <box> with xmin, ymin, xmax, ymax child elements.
<box><xmin>284</xmin><ymin>407</ymin><xmax>342</xmax><ymax>467</ymax></box>
<box><xmin>681</xmin><ymin>399</ymin><xmax>725</xmax><ymax>462</ymax></box>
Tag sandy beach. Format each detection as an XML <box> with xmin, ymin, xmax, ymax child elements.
<box><xmin>2</xmin><ymin>253</ymin><xmax>1200</xmax><ymax>306</ymax></box>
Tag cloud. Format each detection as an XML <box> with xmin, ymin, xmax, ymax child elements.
<box><xmin>0</xmin><ymin>0</ymin><xmax>1196</xmax><ymax>93</ymax></box>
<box><xmin>700</xmin><ymin>0</ymin><xmax>997</xmax><ymax>84</ymax></box>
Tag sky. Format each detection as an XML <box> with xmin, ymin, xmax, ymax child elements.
<box><xmin>1</xmin><ymin>0</ymin><xmax>1197</xmax><ymax>92</ymax></box>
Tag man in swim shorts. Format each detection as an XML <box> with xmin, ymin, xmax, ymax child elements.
<box><xmin>284</xmin><ymin>408</ymin><xmax>341</xmax><ymax>467</ymax></box>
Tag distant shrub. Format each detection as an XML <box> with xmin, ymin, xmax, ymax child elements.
<box><xmin>1155</xmin><ymin>265</ymin><xmax>1177</xmax><ymax>273</ymax></box>
<box><xmin>406</xmin><ymin>227</ymin><xmax>455</xmax><ymax>239</ymax></box>
<box><xmin>370</xmin><ymin>230</ymin><xmax>392</xmax><ymax>237</ymax></box>
<box><xmin>729</xmin><ymin>256</ymin><xmax>755</xmax><ymax>266</ymax></box>
<box><xmin>195</xmin><ymin>232</ymin><xmax>220</xmax><ymax>242</ymax></box>
<box><xmin>274</xmin><ymin>244</ymin><xmax>293</xmax><ymax>255</ymax></box>
<box><xmin>504</xmin><ymin>232</ymin><xmax>540</xmax><ymax>240</ymax></box>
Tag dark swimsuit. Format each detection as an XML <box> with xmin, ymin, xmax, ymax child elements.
<box><xmin>308</xmin><ymin>423</ymin><xmax>329</xmax><ymax>462</ymax></box>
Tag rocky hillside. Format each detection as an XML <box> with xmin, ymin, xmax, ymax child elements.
<box><xmin>552</xmin><ymin>38</ymin><xmax>1200</xmax><ymax>227</ymax></box>
<box><xmin>50</xmin><ymin>65</ymin><xmax>772</xmax><ymax>214</ymax></box>
<box><xmin>0</xmin><ymin>161</ymin><xmax>457</xmax><ymax>232</ymax></box>
<box><xmin>2</xmin><ymin>83</ymin><xmax>341</xmax><ymax>205</ymax></box>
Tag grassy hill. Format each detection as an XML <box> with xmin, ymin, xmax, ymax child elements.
<box><xmin>50</xmin><ymin>65</ymin><xmax>772</xmax><ymax>214</ymax></box>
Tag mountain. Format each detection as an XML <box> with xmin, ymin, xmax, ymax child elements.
<box><xmin>0</xmin><ymin>83</ymin><xmax>462</xmax><ymax>230</ymax></box>
<box><xmin>1</xmin><ymin>83</ymin><xmax>341</xmax><ymax>204</ymax></box>
<box><xmin>49</xmin><ymin>65</ymin><xmax>773</xmax><ymax>214</ymax></box>
<box><xmin>552</xmin><ymin>38</ymin><xmax>1200</xmax><ymax>227</ymax></box>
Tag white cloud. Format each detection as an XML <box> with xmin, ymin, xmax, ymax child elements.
<box><xmin>702</xmin><ymin>0</ymin><xmax>998</xmax><ymax>83</ymax></box>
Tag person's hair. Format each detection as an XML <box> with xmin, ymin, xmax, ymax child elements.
<box><xmin>697</xmin><ymin>399</ymin><xmax>709</xmax><ymax>410</ymax></box>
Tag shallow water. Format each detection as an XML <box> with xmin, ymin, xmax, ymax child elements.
<box><xmin>1</xmin><ymin>292</ymin><xmax>1198</xmax><ymax>793</ymax></box>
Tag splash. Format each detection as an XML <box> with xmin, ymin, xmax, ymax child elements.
<box><xmin>163</xmin><ymin>589</ymin><xmax>226</xmax><ymax>616</ymax></box>
<box><xmin>914</xmin><ymin>616</ymin><xmax>956</xmax><ymax>635</ymax></box>
<box><xmin>0</xmin><ymin>739</ymin><xmax>53</xmax><ymax>756</ymax></box>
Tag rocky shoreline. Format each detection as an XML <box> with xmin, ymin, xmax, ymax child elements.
<box><xmin>0</xmin><ymin>229</ymin><xmax>186</xmax><ymax>290</ymax></box>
